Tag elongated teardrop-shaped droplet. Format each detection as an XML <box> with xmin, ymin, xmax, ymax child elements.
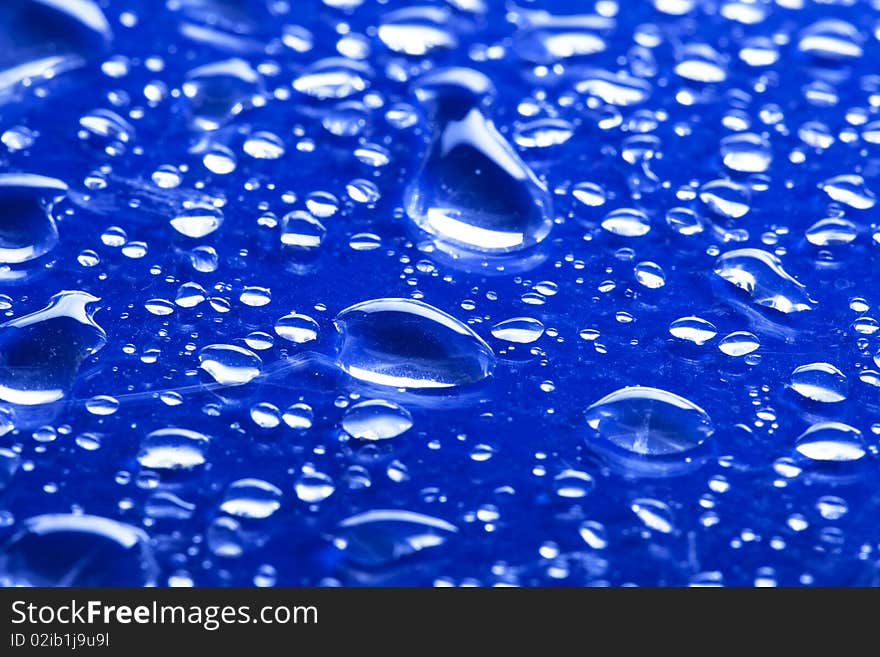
<box><xmin>0</xmin><ymin>291</ymin><xmax>105</xmax><ymax>405</ymax></box>
<box><xmin>334</xmin><ymin>297</ymin><xmax>495</xmax><ymax>389</ymax></box>
<box><xmin>405</xmin><ymin>68</ymin><xmax>553</xmax><ymax>254</ymax></box>
<box><xmin>0</xmin><ymin>0</ymin><xmax>112</xmax><ymax>91</ymax></box>
<box><xmin>0</xmin><ymin>173</ymin><xmax>66</xmax><ymax>266</ymax></box>
<box><xmin>332</xmin><ymin>509</ymin><xmax>458</xmax><ymax>567</ymax></box>
<box><xmin>0</xmin><ymin>514</ymin><xmax>156</xmax><ymax>586</ymax></box>
<box><xmin>713</xmin><ymin>248</ymin><xmax>813</xmax><ymax>313</ymax></box>
<box><xmin>586</xmin><ymin>386</ymin><xmax>714</xmax><ymax>456</ymax></box>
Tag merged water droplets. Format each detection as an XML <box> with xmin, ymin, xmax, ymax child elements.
<box><xmin>333</xmin><ymin>298</ymin><xmax>495</xmax><ymax>389</ymax></box>
<box><xmin>714</xmin><ymin>249</ymin><xmax>813</xmax><ymax>314</ymax></box>
<box><xmin>404</xmin><ymin>68</ymin><xmax>553</xmax><ymax>254</ymax></box>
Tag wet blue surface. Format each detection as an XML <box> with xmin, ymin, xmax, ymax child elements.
<box><xmin>1</xmin><ymin>0</ymin><xmax>880</xmax><ymax>587</ymax></box>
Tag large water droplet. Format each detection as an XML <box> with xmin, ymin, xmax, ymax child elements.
<box><xmin>0</xmin><ymin>291</ymin><xmax>105</xmax><ymax>405</ymax></box>
<box><xmin>714</xmin><ymin>248</ymin><xmax>813</xmax><ymax>313</ymax></box>
<box><xmin>585</xmin><ymin>386</ymin><xmax>714</xmax><ymax>456</ymax></box>
<box><xmin>183</xmin><ymin>58</ymin><xmax>264</xmax><ymax>131</ymax></box>
<box><xmin>341</xmin><ymin>399</ymin><xmax>413</xmax><ymax>440</ymax></box>
<box><xmin>720</xmin><ymin>133</ymin><xmax>771</xmax><ymax>173</ymax></box>
<box><xmin>404</xmin><ymin>68</ymin><xmax>553</xmax><ymax>254</ymax></box>
<box><xmin>0</xmin><ymin>0</ymin><xmax>112</xmax><ymax>91</ymax></box>
<box><xmin>198</xmin><ymin>343</ymin><xmax>262</xmax><ymax>385</ymax></box>
<box><xmin>790</xmin><ymin>362</ymin><xmax>848</xmax><ymax>403</ymax></box>
<box><xmin>601</xmin><ymin>208</ymin><xmax>651</xmax><ymax>237</ymax></box>
<box><xmin>138</xmin><ymin>427</ymin><xmax>210</xmax><ymax>471</ymax></box>
<box><xmin>332</xmin><ymin>509</ymin><xmax>458</xmax><ymax>567</ymax></box>
<box><xmin>377</xmin><ymin>6</ymin><xmax>456</xmax><ymax>56</ymax></box>
<box><xmin>669</xmin><ymin>316</ymin><xmax>717</xmax><ymax>345</ymax></box>
<box><xmin>0</xmin><ymin>514</ymin><xmax>156</xmax><ymax>586</ymax></box>
<box><xmin>0</xmin><ymin>173</ymin><xmax>66</xmax><ymax>267</ymax></box>
<box><xmin>798</xmin><ymin>19</ymin><xmax>864</xmax><ymax>61</ymax></box>
<box><xmin>220</xmin><ymin>478</ymin><xmax>282</xmax><ymax>518</ymax></box>
<box><xmin>820</xmin><ymin>174</ymin><xmax>876</xmax><ymax>209</ymax></box>
<box><xmin>334</xmin><ymin>297</ymin><xmax>495</xmax><ymax>389</ymax></box>
<box><xmin>574</xmin><ymin>70</ymin><xmax>652</xmax><ymax>106</ymax></box>
<box><xmin>795</xmin><ymin>422</ymin><xmax>865</xmax><ymax>462</ymax></box>
<box><xmin>293</xmin><ymin>57</ymin><xmax>371</xmax><ymax>100</ymax></box>
<box><xmin>491</xmin><ymin>317</ymin><xmax>545</xmax><ymax>343</ymax></box>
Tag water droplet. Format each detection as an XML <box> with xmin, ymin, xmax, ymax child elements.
<box><xmin>280</xmin><ymin>211</ymin><xmax>325</xmax><ymax>249</ymax></box>
<box><xmin>798</xmin><ymin>19</ymin><xmax>864</xmax><ymax>61</ymax></box>
<box><xmin>669</xmin><ymin>316</ymin><xmax>717</xmax><ymax>345</ymax></box>
<box><xmin>700</xmin><ymin>180</ymin><xmax>750</xmax><ymax>219</ymax></box>
<box><xmin>572</xmin><ymin>181</ymin><xmax>607</xmax><ymax>207</ymax></box>
<box><xmin>490</xmin><ymin>317</ymin><xmax>544</xmax><ymax>343</ymax></box>
<box><xmin>720</xmin><ymin>133</ymin><xmax>772</xmax><ymax>173</ymax></box>
<box><xmin>585</xmin><ymin>386</ymin><xmax>714</xmax><ymax>456</ymax></box>
<box><xmin>85</xmin><ymin>395</ymin><xmax>119</xmax><ymax>416</ymax></box>
<box><xmin>634</xmin><ymin>261</ymin><xmax>665</xmax><ymax>288</ymax></box>
<box><xmin>554</xmin><ymin>469</ymin><xmax>595</xmax><ymax>498</ymax></box>
<box><xmin>293</xmin><ymin>57</ymin><xmax>370</xmax><ymax>100</ymax></box>
<box><xmin>513</xmin><ymin>118</ymin><xmax>574</xmax><ymax>148</ymax></box>
<box><xmin>718</xmin><ymin>331</ymin><xmax>760</xmax><ymax>356</ymax></box>
<box><xmin>578</xmin><ymin>520</ymin><xmax>608</xmax><ymax>549</ymax></box>
<box><xmin>0</xmin><ymin>514</ymin><xmax>155</xmax><ymax>586</ymax></box>
<box><xmin>137</xmin><ymin>428</ymin><xmax>210</xmax><ymax>470</ymax></box>
<box><xmin>220</xmin><ymin>479</ymin><xmax>282</xmax><ymax>519</ymax></box>
<box><xmin>0</xmin><ymin>291</ymin><xmax>105</xmax><ymax>405</ymax></box>
<box><xmin>795</xmin><ymin>422</ymin><xmax>865</xmax><ymax>462</ymax></box>
<box><xmin>714</xmin><ymin>248</ymin><xmax>813</xmax><ymax>313</ymax></box>
<box><xmin>198</xmin><ymin>344</ymin><xmax>262</xmax><ymax>385</ymax></box>
<box><xmin>574</xmin><ymin>70</ymin><xmax>652</xmax><ymax>106</ymax></box>
<box><xmin>631</xmin><ymin>498</ymin><xmax>674</xmax><ymax>534</ymax></box>
<box><xmin>377</xmin><ymin>6</ymin><xmax>456</xmax><ymax>56</ymax></box>
<box><xmin>514</xmin><ymin>12</ymin><xmax>609</xmax><ymax>63</ymax></box>
<box><xmin>282</xmin><ymin>402</ymin><xmax>314</xmax><ymax>429</ymax></box>
<box><xmin>332</xmin><ymin>509</ymin><xmax>458</xmax><ymax>567</ymax></box>
<box><xmin>664</xmin><ymin>207</ymin><xmax>702</xmax><ymax>236</ymax></box>
<box><xmin>821</xmin><ymin>174</ymin><xmax>875</xmax><ymax>209</ymax></box>
<box><xmin>243</xmin><ymin>131</ymin><xmax>285</xmax><ymax>159</ymax></box>
<box><xmin>183</xmin><ymin>58</ymin><xmax>264</xmax><ymax>131</ymax></box>
<box><xmin>0</xmin><ymin>0</ymin><xmax>112</xmax><ymax>91</ymax></box>
<box><xmin>274</xmin><ymin>312</ymin><xmax>319</xmax><ymax>344</ymax></box>
<box><xmin>601</xmin><ymin>208</ymin><xmax>651</xmax><ymax>237</ymax></box>
<box><xmin>675</xmin><ymin>43</ymin><xmax>727</xmax><ymax>83</ymax></box>
<box><xmin>250</xmin><ymin>402</ymin><xmax>281</xmax><ymax>428</ymax></box>
<box><xmin>405</xmin><ymin>68</ymin><xmax>553</xmax><ymax>254</ymax></box>
<box><xmin>0</xmin><ymin>173</ymin><xmax>67</xmax><ymax>267</ymax></box>
<box><xmin>334</xmin><ymin>298</ymin><xmax>495</xmax><ymax>389</ymax></box>
<box><xmin>341</xmin><ymin>399</ymin><xmax>413</xmax><ymax>440</ymax></box>
<box><xmin>171</xmin><ymin>204</ymin><xmax>223</xmax><ymax>238</ymax></box>
<box><xmin>790</xmin><ymin>363</ymin><xmax>848</xmax><ymax>403</ymax></box>
<box><xmin>805</xmin><ymin>217</ymin><xmax>858</xmax><ymax>246</ymax></box>
<box><xmin>294</xmin><ymin>470</ymin><xmax>335</xmax><ymax>503</ymax></box>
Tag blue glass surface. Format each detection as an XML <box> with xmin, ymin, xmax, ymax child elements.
<box><xmin>0</xmin><ymin>0</ymin><xmax>879</xmax><ymax>587</ymax></box>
